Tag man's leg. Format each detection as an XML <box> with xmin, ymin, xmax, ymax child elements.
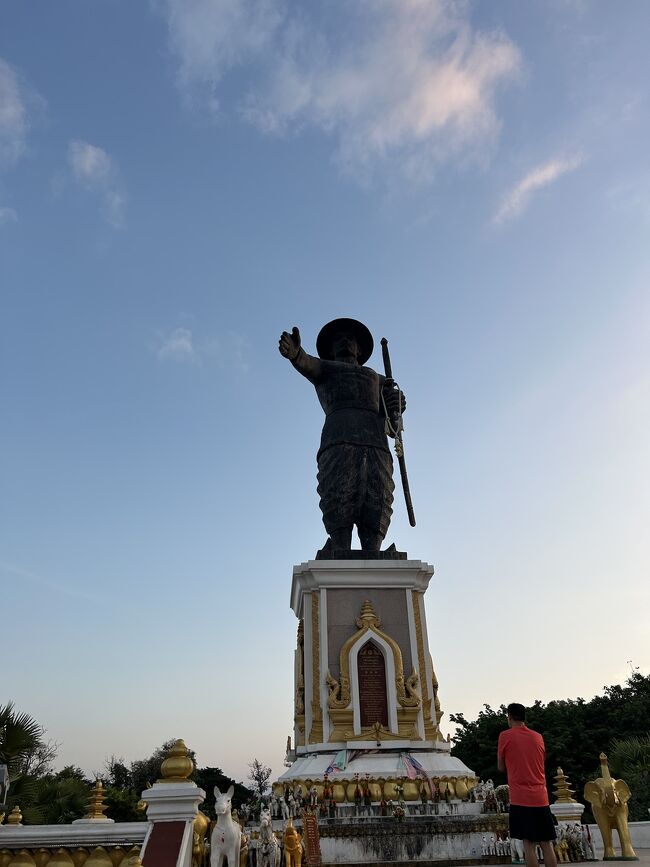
<box><xmin>523</xmin><ymin>840</ymin><xmax>540</xmax><ymax>867</ymax></box>
<box><xmin>540</xmin><ymin>841</ymin><xmax>558</xmax><ymax>867</ymax></box>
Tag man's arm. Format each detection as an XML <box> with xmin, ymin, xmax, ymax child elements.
<box><xmin>279</xmin><ymin>327</ymin><xmax>323</xmax><ymax>384</ymax></box>
<box><xmin>497</xmin><ymin>732</ymin><xmax>506</xmax><ymax>774</ymax></box>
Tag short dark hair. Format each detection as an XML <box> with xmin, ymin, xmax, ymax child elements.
<box><xmin>507</xmin><ymin>703</ymin><xmax>526</xmax><ymax>721</ymax></box>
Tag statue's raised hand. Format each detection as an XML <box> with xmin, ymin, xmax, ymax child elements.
<box><xmin>279</xmin><ymin>327</ymin><xmax>301</xmax><ymax>360</ymax></box>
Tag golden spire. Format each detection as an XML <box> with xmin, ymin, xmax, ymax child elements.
<box><xmin>159</xmin><ymin>739</ymin><xmax>194</xmax><ymax>782</ymax></box>
<box><xmin>553</xmin><ymin>768</ymin><xmax>577</xmax><ymax>804</ymax></box>
<box><xmin>356</xmin><ymin>599</ymin><xmax>381</xmax><ymax>629</ymax></box>
<box><xmin>84</xmin><ymin>780</ymin><xmax>109</xmax><ymax>820</ymax></box>
<box><xmin>7</xmin><ymin>805</ymin><xmax>23</xmax><ymax>824</ymax></box>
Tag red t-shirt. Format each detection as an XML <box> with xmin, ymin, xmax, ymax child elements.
<box><xmin>497</xmin><ymin>726</ymin><xmax>549</xmax><ymax>807</ymax></box>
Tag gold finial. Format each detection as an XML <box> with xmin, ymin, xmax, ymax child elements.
<box><xmin>356</xmin><ymin>599</ymin><xmax>381</xmax><ymax>629</ymax></box>
<box><xmin>7</xmin><ymin>805</ymin><xmax>23</xmax><ymax>825</ymax></box>
<box><xmin>553</xmin><ymin>768</ymin><xmax>577</xmax><ymax>804</ymax></box>
<box><xmin>159</xmin><ymin>739</ymin><xmax>194</xmax><ymax>782</ymax></box>
<box><xmin>84</xmin><ymin>780</ymin><xmax>109</xmax><ymax>820</ymax></box>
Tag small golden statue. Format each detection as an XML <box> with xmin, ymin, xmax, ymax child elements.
<box><xmin>283</xmin><ymin>816</ymin><xmax>304</xmax><ymax>867</ymax></box>
<box><xmin>583</xmin><ymin>753</ymin><xmax>638</xmax><ymax>861</ymax></box>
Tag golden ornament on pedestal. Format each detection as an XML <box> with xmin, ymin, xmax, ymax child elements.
<box><xmin>553</xmin><ymin>768</ymin><xmax>577</xmax><ymax>804</ymax></box>
<box><xmin>84</xmin><ymin>781</ymin><xmax>109</xmax><ymax>820</ymax></box>
<box><xmin>159</xmin><ymin>739</ymin><xmax>194</xmax><ymax>782</ymax></box>
<box><xmin>7</xmin><ymin>806</ymin><xmax>22</xmax><ymax>826</ymax></box>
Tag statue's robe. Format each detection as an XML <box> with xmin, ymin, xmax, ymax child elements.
<box><xmin>292</xmin><ymin>350</ymin><xmax>394</xmax><ymax>536</ymax></box>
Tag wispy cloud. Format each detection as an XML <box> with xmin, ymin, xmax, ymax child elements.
<box><xmin>159</xmin><ymin>0</ymin><xmax>521</xmax><ymax>183</ymax></box>
<box><xmin>157</xmin><ymin>327</ymin><xmax>198</xmax><ymax>363</ymax></box>
<box><xmin>0</xmin><ymin>57</ymin><xmax>29</xmax><ymax>166</ymax></box>
<box><xmin>493</xmin><ymin>154</ymin><xmax>584</xmax><ymax>225</ymax></box>
<box><xmin>68</xmin><ymin>139</ymin><xmax>126</xmax><ymax>227</ymax></box>
<box><xmin>155</xmin><ymin>326</ymin><xmax>250</xmax><ymax>371</ymax></box>
<box><xmin>0</xmin><ymin>560</ymin><xmax>101</xmax><ymax>603</ymax></box>
<box><xmin>161</xmin><ymin>0</ymin><xmax>284</xmax><ymax>112</ymax></box>
<box><xmin>0</xmin><ymin>205</ymin><xmax>17</xmax><ymax>225</ymax></box>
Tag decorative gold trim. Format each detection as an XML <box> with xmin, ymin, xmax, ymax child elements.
<box><xmin>295</xmin><ymin>619</ymin><xmax>305</xmax><ymax>715</ymax></box>
<box><xmin>326</xmin><ymin>599</ymin><xmax>421</xmax><ymax>712</ymax></box>
<box><xmin>343</xmin><ymin>721</ymin><xmax>417</xmax><ymax>742</ymax></box>
<box><xmin>412</xmin><ymin>590</ymin><xmax>438</xmax><ymax>740</ymax></box>
<box><xmin>308</xmin><ymin>594</ymin><xmax>323</xmax><ymax>744</ymax></box>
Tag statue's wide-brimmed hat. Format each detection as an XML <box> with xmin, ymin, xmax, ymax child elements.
<box><xmin>316</xmin><ymin>318</ymin><xmax>374</xmax><ymax>365</ymax></box>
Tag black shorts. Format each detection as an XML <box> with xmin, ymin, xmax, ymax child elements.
<box><xmin>509</xmin><ymin>805</ymin><xmax>556</xmax><ymax>842</ymax></box>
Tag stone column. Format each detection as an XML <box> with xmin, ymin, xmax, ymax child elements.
<box><xmin>140</xmin><ymin>739</ymin><xmax>206</xmax><ymax>867</ymax></box>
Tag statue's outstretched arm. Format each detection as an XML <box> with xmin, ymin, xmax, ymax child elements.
<box><xmin>279</xmin><ymin>327</ymin><xmax>323</xmax><ymax>383</ymax></box>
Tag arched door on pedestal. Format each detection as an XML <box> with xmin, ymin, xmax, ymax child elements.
<box><xmin>357</xmin><ymin>639</ymin><xmax>389</xmax><ymax>728</ymax></box>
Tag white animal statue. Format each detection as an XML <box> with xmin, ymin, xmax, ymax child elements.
<box><xmin>288</xmin><ymin>792</ymin><xmax>297</xmax><ymax>818</ymax></box>
<box><xmin>279</xmin><ymin>796</ymin><xmax>290</xmax><ymax>820</ymax></box>
<box><xmin>211</xmin><ymin>785</ymin><xmax>241</xmax><ymax>867</ymax></box>
<box><xmin>582</xmin><ymin>824</ymin><xmax>596</xmax><ymax>860</ymax></box>
<box><xmin>511</xmin><ymin>838</ymin><xmax>524</xmax><ymax>863</ymax></box>
<box><xmin>258</xmin><ymin>807</ymin><xmax>281</xmax><ymax>867</ymax></box>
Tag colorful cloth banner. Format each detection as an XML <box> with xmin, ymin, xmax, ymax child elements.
<box><xmin>324</xmin><ymin>749</ymin><xmax>347</xmax><ymax>774</ymax></box>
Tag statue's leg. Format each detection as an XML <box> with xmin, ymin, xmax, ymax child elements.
<box><xmin>330</xmin><ymin>526</ymin><xmax>353</xmax><ymax>549</ymax></box>
<box><xmin>358</xmin><ymin>526</ymin><xmax>384</xmax><ymax>550</ymax></box>
<box><xmin>358</xmin><ymin>447</ymin><xmax>394</xmax><ymax>550</ymax></box>
<box><xmin>318</xmin><ymin>445</ymin><xmax>356</xmax><ymax>551</ymax></box>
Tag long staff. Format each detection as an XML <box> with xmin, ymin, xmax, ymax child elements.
<box><xmin>380</xmin><ymin>337</ymin><xmax>416</xmax><ymax>527</ymax></box>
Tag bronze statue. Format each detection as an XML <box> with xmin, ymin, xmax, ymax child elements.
<box><xmin>278</xmin><ymin>318</ymin><xmax>406</xmax><ymax>554</ymax></box>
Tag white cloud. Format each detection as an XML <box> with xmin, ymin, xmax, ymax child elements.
<box><xmin>161</xmin><ymin>0</ymin><xmax>284</xmax><ymax>111</ymax></box>
<box><xmin>0</xmin><ymin>58</ymin><xmax>28</xmax><ymax>166</ymax></box>
<box><xmin>155</xmin><ymin>326</ymin><xmax>250</xmax><ymax>371</ymax></box>
<box><xmin>159</xmin><ymin>0</ymin><xmax>521</xmax><ymax>182</ymax></box>
<box><xmin>493</xmin><ymin>154</ymin><xmax>584</xmax><ymax>224</ymax></box>
<box><xmin>68</xmin><ymin>139</ymin><xmax>126</xmax><ymax>227</ymax></box>
<box><xmin>0</xmin><ymin>205</ymin><xmax>18</xmax><ymax>225</ymax></box>
<box><xmin>157</xmin><ymin>327</ymin><xmax>198</xmax><ymax>363</ymax></box>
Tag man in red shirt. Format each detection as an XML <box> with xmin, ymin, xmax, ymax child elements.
<box><xmin>497</xmin><ymin>703</ymin><xmax>557</xmax><ymax>867</ymax></box>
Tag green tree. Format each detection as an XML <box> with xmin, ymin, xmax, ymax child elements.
<box><xmin>195</xmin><ymin>767</ymin><xmax>253</xmax><ymax>817</ymax></box>
<box><xmin>608</xmin><ymin>734</ymin><xmax>650</xmax><ymax>821</ymax></box>
<box><xmin>32</xmin><ymin>771</ymin><xmax>90</xmax><ymax>824</ymax></box>
<box><xmin>450</xmin><ymin>673</ymin><xmax>650</xmax><ymax>813</ymax></box>
<box><xmin>0</xmin><ymin>702</ymin><xmax>49</xmax><ymax>822</ymax></box>
<box><xmin>247</xmin><ymin>759</ymin><xmax>272</xmax><ymax>800</ymax></box>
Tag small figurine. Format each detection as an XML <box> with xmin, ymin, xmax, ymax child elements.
<box><xmin>420</xmin><ymin>783</ymin><xmax>429</xmax><ymax>816</ymax></box>
<box><xmin>362</xmin><ymin>775</ymin><xmax>372</xmax><ymax>817</ymax></box>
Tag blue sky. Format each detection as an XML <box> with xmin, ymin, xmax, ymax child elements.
<box><xmin>1</xmin><ymin>1</ymin><xmax>649</xmax><ymax>785</ymax></box>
